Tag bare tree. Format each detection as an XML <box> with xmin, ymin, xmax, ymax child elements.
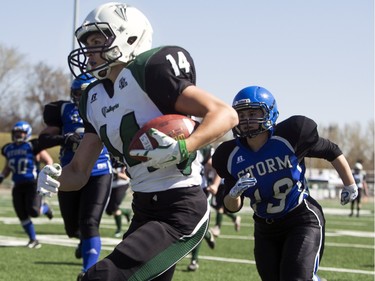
<box><xmin>343</xmin><ymin>121</ymin><xmax>374</xmax><ymax>169</ymax></box>
<box><xmin>24</xmin><ymin>63</ymin><xmax>70</xmax><ymax>131</ymax></box>
<box><xmin>0</xmin><ymin>44</ymin><xmax>71</xmax><ymax>133</ymax></box>
<box><xmin>0</xmin><ymin>45</ymin><xmax>25</xmax><ymax>129</ymax></box>
<box><xmin>0</xmin><ymin>45</ymin><xmax>24</xmax><ymax>87</ymax></box>
<box><xmin>308</xmin><ymin>121</ymin><xmax>374</xmax><ymax>170</ymax></box>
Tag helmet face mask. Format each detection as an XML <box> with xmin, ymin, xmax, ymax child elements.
<box><xmin>232</xmin><ymin>86</ymin><xmax>279</xmax><ymax>138</ymax></box>
<box><xmin>68</xmin><ymin>3</ymin><xmax>153</xmax><ymax>79</ymax></box>
<box><xmin>237</xmin><ymin>107</ymin><xmax>270</xmax><ymax>138</ymax></box>
<box><xmin>12</xmin><ymin>121</ymin><xmax>32</xmax><ymax>143</ymax></box>
<box><xmin>69</xmin><ymin>23</ymin><xmax>120</xmax><ymax>79</ymax></box>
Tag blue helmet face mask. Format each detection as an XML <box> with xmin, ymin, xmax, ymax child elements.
<box><xmin>70</xmin><ymin>73</ymin><xmax>97</xmax><ymax>106</ymax></box>
<box><xmin>12</xmin><ymin>121</ymin><xmax>32</xmax><ymax>143</ymax></box>
<box><xmin>232</xmin><ymin>86</ymin><xmax>279</xmax><ymax>138</ymax></box>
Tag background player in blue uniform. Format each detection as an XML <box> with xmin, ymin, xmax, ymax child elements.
<box><xmin>0</xmin><ymin>121</ymin><xmax>53</xmax><ymax>248</ymax></box>
<box><xmin>37</xmin><ymin>3</ymin><xmax>238</xmax><ymax>281</ymax></box>
<box><xmin>212</xmin><ymin>86</ymin><xmax>358</xmax><ymax>281</ymax></box>
<box><xmin>38</xmin><ymin>75</ymin><xmax>112</xmax><ymax>279</ymax></box>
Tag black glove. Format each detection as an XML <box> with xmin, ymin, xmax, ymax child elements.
<box><xmin>64</xmin><ymin>133</ymin><xmax>82</xmax><ymax>152</ymax></box>
<box><xmin>0</xmin><ymin>174</ymin><xmax>4</xmax><ymax>184</ymax></box>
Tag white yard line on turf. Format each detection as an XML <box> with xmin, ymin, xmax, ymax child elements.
<box><xmin>0</xmin><ymin>234</ymin><xmax>373</xmax><ymax>276</ymax></box>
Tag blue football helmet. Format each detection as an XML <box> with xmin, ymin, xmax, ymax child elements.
<box><xmin>232</xmin><ymin>86</ymin><xmax>279</xmax><ymax>138</ymax></box>
<box><xmin>12</xmin><ymin>121</ymin><xmax>32</xmax><ymax>142</ymax></box>
<box><xmin>71</xmin><ymin>73</ymin><xmax>96</xmax><ymax>105</ymax></box>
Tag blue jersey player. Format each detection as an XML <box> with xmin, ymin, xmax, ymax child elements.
<box><xmin>38</xmin><ymin>74</ymin><xmax>112</xmax><ymax>279</ymax></box>
<box><xmin>212</xmin><ymin>86</ymin><xmax>358</xmax><ymax>281</ymax></box>
<box><xmin>0</xmin><ymin>121</ymin><xmax>53</xmax><ymax>248</ymax></box>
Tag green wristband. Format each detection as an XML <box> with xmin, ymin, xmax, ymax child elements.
<box><xmin>178</xmin><ymin>139</ymin><xmax>189</xmax><ymax>161</ymax></box>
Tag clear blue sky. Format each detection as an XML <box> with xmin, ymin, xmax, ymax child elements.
<box><xmin>1</xmin><ymin>0</ymin><xmax>373</xmax><ymax>127</ymax></box>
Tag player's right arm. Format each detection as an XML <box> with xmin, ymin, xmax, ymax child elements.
<box><xmin>57</xmin><ymin>132</ymin><xmax>103</xmax><ymax>191</ymax></box>
<box><xmin>38</xmin><ymin>132</ymin><xmax>103</xmax><ymax>195</ymax></box>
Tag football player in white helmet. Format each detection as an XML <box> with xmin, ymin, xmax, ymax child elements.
<box><xmin>39</xmin><ymin>2</ymin><xmax>238</xmax><ymax>281</ymax></box>
<box><xmin>68</xmin><ymin>2</ymin><xmax>153</xmax><ymax>80</ymax></box>
<box><xmin>349</xmin><ymin>161</ymin><xmax>369</xmax><ymax>217</ymax></box>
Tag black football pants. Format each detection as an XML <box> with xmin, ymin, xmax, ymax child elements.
<box><xmin>58</xmin><ymin>174</ymin><xmax>112</xmax><ymax>239</ymax></box>
<box><xmin>253</xmin><ymin>196</ymin><xmax>325</xmax><ymax>281</ymax></box>
<box><xmin>83</xmin><ymin>185</ymin><xmax>209</xmax><ymax>281</ymax></box>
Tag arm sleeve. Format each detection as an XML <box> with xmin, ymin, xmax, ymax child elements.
<box><xmin>30</xmin><ymin>139</ymin><xmax>44</xmax><ymax>155</ymax></box>
<box><xmin>212</xmin><ymin>143</ymin><xmax>235</xmax><ymax>183</ymax></box>
<box><xmin>306</xmin><ymin>137</ymin><xmax>342</xmax><ymax>161</ymax></box>
<box><xmin>39</xmin><ymin>101</ymin><xmax>65</xmax><ymax>149</ymax></box>
<box><xmin>292</xmin><ymin>116</ymin><xmax>342</xmax><ymax>161</ymax></box>
<box><xmin>43</xmin><ymin>101</ymin><xmax>64</xmax><ymax>127</ymax></box>
<box><xmin>278</xmin><ymin>115</ymin><xmax>342</xmax><ymax>162</ymax></box>
<box><xmin>38</xmin><ymin>134</ymin><xmax>65</xmax><ymax>149</ymax></box>
<box><xmin>143</xmin><ymin>46</ymin><xmax>196</xmax><ymax>114</ymax></box>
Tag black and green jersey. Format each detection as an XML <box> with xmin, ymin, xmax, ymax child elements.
<box><xmin>79</xmin><ymin>46</ymin><xmax>202</xmax><ymax>192</ymax></box>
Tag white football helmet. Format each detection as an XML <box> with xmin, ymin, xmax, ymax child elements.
<box><xmin>68</xmin><ymin>2</ymin><xmax>153</xmax><ymax>79</ymax></box>
<box><xmin>354</xmin><ymin>162</ymin><xmax>363</xmax><ymax>171</ymax></box>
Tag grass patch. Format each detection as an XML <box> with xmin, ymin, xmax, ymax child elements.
<box><xmin>0</xmin><ymin>190</ymin><xmax>373</xmax><ymax>281</ymax></box>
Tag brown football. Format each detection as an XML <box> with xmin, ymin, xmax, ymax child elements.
<box><xmin>128</xmin><ymin>114</ymin><xmax>196</xmax><ymax>162</ymax></box>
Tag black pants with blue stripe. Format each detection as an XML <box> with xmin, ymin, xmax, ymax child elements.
<box><xmin>253</xmin><ymin>196</ymin><xmax>325</xmax><ymax>281</ymax></box>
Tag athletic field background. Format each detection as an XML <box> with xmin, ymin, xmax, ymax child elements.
<box><xmin>0</xmin><ymin>186</ymin><xmax>373</xmax><ymax>281</ymax></box>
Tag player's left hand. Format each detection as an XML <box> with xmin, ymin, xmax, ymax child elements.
<box><xmin>229</xmin><ymin>173</ymin><xmax>257</xmax><ymax>199</ymax></box>
<box><xmin>129</xmin><ymin>128</ymin><xmax>189</xmax><ymax>169</ymax></box>
<box><xmin>37</xmin><ymin>164</ymin><xmax>62</xmax><ymax>197</ymax></box>
<box><xmin>340</xmin><ymin>184</ymin><xmax>358</xmax><ymax>205</ymax></box>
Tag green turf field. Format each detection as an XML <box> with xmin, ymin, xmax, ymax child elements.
<box><xmin>0</xmin><ymin>189</ymin><xmax>373</xmax><ymax>281</ymax></box>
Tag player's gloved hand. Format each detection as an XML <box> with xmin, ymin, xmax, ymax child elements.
<box><xmin>37</xmin><ymin>164</ymin><xmax>62</xmax><ymax>197</ymax></box>
<box><xmin>0</xmin><ymin>174</ymin><xmax>4</xmax><ymax>184</ymax></box>
<box><xmin>229</xmin><ymin>173</ymin><xmax>257</xmax><ymax>199</ymax></box>
<box><xmin>340</xmin><ymin>183</ymin><xmax>358</xmax><ymax>205</ymax></box>
<box><xmin>64</xmin><ymin>133</ymin><xmax>81</xmax><ymax>152</ymax></box>
<box><xmin>129</xmin><ymin>128</ymin><xmax>189</xmax><ymax>169</ymax></box>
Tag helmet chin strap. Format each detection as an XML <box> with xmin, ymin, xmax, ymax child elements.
<box><xmin>90</xmin><ymin>65</ymin><xmax>111</xmax><ymax>79</ymax></box>
<box><xmin>89</xmin><ymin>60</ymin><xmax>124</xmax><ymax>80</ymax></box>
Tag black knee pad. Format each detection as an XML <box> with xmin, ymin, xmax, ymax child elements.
<box><xmin>29</xmin><ymin>209</ymin><xmax>39</xmax><ymax>218</ymax></box>
<box><xmin>65</xmin><ymin>227</ymin><xmax>80</xmax><ymax>239</ymax></box>
<box><xmin>80</xmin><ymin>217</ymin><xmax>100</xmax><ymax>238</ymax></box>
